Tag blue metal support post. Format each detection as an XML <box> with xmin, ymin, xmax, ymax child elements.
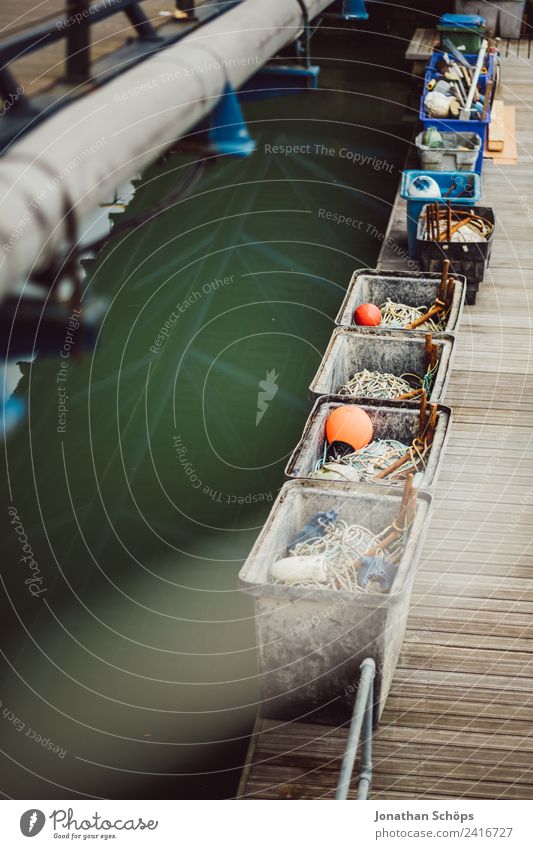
<box><xmin>205</xmin><ymin>83</ymin><xmax>255</xmax><ymax>157</ymax></box>
<box><xmin>342</xmin><ymin>0</ymin><xmax>369</xmax><ymax>20</ymax></box>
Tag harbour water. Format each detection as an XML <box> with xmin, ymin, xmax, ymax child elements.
<box><xmin>0</xmin><ymin>25</ymin><xmax>411</xmax><ymax>798</ymax></box>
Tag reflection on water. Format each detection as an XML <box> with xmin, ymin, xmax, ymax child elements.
<box><xmin>0</xmin><ymin>27</ymin><xmax>410</xmax><ymax>798</ymax></box>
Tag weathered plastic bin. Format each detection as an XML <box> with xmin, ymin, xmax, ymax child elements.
<box><xmin>415</xmin><ymin>130</ymin><xmax>482</xmax><ymax>172</ymax></box>
<box><xmin>416</xmin><ymin>204</ymin><xmax>495</xmax><ymax>305</ymax></box>
<box><xmin>285</xmin><ymin>396</ymin><xmax>452</xmax><ymax>493</ymax></box>
<box><xmin>309</xmin><ymin>328</ymin><xmax>455</xmax><ymax>404</ymax></box>
<box><xmin>239</xmin><ymin>479</ymin><xmax>433</xmax><ymax>725</ymax></box>
<box><xmin>335</xmin><ymin>268</ymin><xmax>466</xmax><ymax>335</ymax></box>
<box><xmin>454</xmin><ymin>0</ymin><xmax>525</xmax><ymax>37</ymax></box>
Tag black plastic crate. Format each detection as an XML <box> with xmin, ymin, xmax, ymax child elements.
<box><xmin>416</xmin><ymin>206</ymin><xmax>495</xmax><ymax>305</ymax></box>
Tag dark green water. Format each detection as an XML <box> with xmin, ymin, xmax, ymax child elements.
<box><xmin>0</xmin><ymin>26</ymin><xmax>411</xmax><ymax>799</ymax></box>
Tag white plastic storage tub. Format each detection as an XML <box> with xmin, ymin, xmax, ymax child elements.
<box><xmin>285</xmin><ymin>396</ymin><xmax>452</xmax><ymax>493</ymax></box>
<box><xmin>239</xmin><ymin>479</ymin><xmax>433</xmax><ymax>724</ymax></box>
<box><xmin>309</xmin><ymin>329</ymin><xmax>455</xmax><ymax>403</ymax></box>
<box><xmin>335</xmin><ymin>268</ymin><xmax>466</xmax><ymax>335</ymax></box>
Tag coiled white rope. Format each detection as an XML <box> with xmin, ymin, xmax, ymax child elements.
<box><xmin>274</xmin><ymin>519</ymin><xmax>382</xmax><ymax>593</ymax></box>
<box><xmin>312</xmin><ymin>438</ymin><xmax>428</xmax><ymax>484</ymax></box>
<box><xmin>379</xmin><ymin>299</ymin><xmax>445</xmax><ymax>331</ymax></box>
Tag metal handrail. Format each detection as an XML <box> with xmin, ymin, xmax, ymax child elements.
<box><xmin>0</xmin><ymin>0</ymin><xmax>239</xmax><ymax>152</ymax></box>
<box><xmin>335</xmin><ymin>657</ymin><xmax>376</xmax><ymax>800</ymax></box>
<box><xmin>0</xmin><ymin>1</ymin><xmax>157</xmax><ymax>66</ymax></box>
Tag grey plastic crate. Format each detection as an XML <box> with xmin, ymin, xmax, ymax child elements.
<box><xmin>239</xmin><ymin>479</ymin><xmax>433</xmax><ymax>724</ymax></box>
<box><xmin>285</xmin><ymin>396</ymin><xmax>452</xmax><ymax>493</ymax></box>
<box><xmin>415</xmin><ymin>130</ymin><xmax>482</xmax><ymax>172</ymax></box>
<box><xmin>335</xmin><ymin>268</ymin><xmax>466</xmax><ymax>335</ymax></box>
<box><xmin>454</xmin><ymin>0</ymin><xmax>524</xmax><ymax>37</ymax></box>
<box><xmin>309</xmin><ymin>328</ymin><xmax>455</xmax><ymax>404</ymax></box>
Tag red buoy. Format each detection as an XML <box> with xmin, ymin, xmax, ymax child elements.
<box><xmin>325</xmin><ymin>406</ymin><xmax>373</xmax><ymax>451</ymax></box>
<box><xmin>354</xmin><ymin>303</ymin><xmax>382</xmax><ymax>326</ymax></box>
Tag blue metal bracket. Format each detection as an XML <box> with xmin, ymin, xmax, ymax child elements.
<box><xmin>240</xmin><ymin>64</ymin><xmax>320</xmax><ymax>101</ymax></box>
<box><xmin>1</xmin><ymin>393</ymin><xmax>26</xmax><ymax>439</ymax></box>
<box><xmin>342</xmin><ymin>0</ymin><xmax>369</xmax><ymax>21</ymax></box>
<box><xmin>201</xmin><ymin>82</ymin><xmax>255</xmax><ymax>158</ymax></box>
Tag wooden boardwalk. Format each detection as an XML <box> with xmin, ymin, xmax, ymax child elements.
<box><xmin>0</xmin><ymin>1</ymin><xmax>206</xmax><ymax>98</ymax></box>
<box><xmin>3</xmin><ymin>3</ymin><xmax>532</xmax><ymax>802</ymax></box>
<box><xmin>406</xmin><ymin>27</ymin><xmax>533</xmax><ymax>63</ymax></box>
<box><xmin>238</xmin><ymin>49</ymin><xmax>533</xmax><ymax>800</ymax></box>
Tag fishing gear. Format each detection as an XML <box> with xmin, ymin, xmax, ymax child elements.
<box><xmin>338</xmin><ymin>371</ymin><xmax>416</xmax><ymax>400</ymax></box>
<box><xmin>338</xmin><ymin>332</ymin><xmax>438</xmax><ymax>400</ymax></box>
<box><xmin>270</xmin><ymin>477</ymin><xmax>418</xmax><ymax>594</ymax></box>
<box><xmin>325</xmin><ymin>405</ymin><xmax>373</xmax><ymax>451</ymax></box>
<box><xmin>379</xmin><ymin>300</ymin><xmax>446</xmax><ymax>331</ymax></box>
<box><xmin>374</xmin><ymin>400</ymin><xmax>438</xmax><ymax>482</ymax></box>
<box><xmin>287</xmin><ymin>510</ymin><xmax>337</xmax><ymax>549</ymax></box>
<box><xmin>313</xmin><ymin>394</ymin><xmax>437</xmax><ymax>486</ymax></box>
<box><xmin>313</xmin><ymin>438</ymin><xmax>421</xmax><ymax>484</ymax></box>
<box><xmin>354</xmin><ymin>303</ymin><xmax>382</xmax><ymax>326</ymax></box>
<box><xmin>357</xmin><ymin>556</ymin><xmax>397</xmax><ymax>592</ymax></box>
<box><xmin>403</xmin><ymin>259</ymin><xmax>454</xmax><ymax>329</ymax></box>
<box><xmin>441</xmin><ymin>37</ymin><xmax>475</xmax><ymax>69</ymax></box>
<box><xmin>279</xmin><ymin>519</ymin><xmax>383</xmax><ymax>593</ymax></box>
<box><xmin>423</xmin><ymin>203</ymin><xmax>494</xmax><ymax>242</ymax></box>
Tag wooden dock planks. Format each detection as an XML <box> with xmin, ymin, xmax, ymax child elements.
<box><xmin>238</xmin><ymin>48</ymin><xmax>533</xmax><ymax>801</ymax></box>
<box><xmin>489</xmin><ymin>99</ymin><xmax>506</xmax><ymax>150</ymax></box>
<box><xmin>405</xmin><ymin>28</ymin><xmax>533</xmax><ymax>65</ymax></box>
<box><xmin>0</xmin><ymin>0</ymin><xmax>206</xmax><ymax>97</ymax></box>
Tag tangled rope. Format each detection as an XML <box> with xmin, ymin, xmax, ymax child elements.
<box><xmin>380</xmin><ymin>299</ymin><xmax>446</xmax><ymax>332</ymax></box>
<box><xmin>270</xmin><ymin>475</ymin><xmax>418</xmax><ymax>594</ymax></box>
<box><xmin>276</xmin><ymin>518</ymin><xmax>383</xmax><ymax>593</ymax></box>
<box><xmin>312</xmin><ymin>438</ymin><xmax>429</xmax><ymax>484</ymax></box>
<box><xmin>422</xmin><ymin>218</ymin><xmax>492</xmax><ymax>242</ymax></box>
<box><xmin>423</xmin><ymin>204</ymin><xmax>494</xmax><ymax>243</ymax></box>
<box><xmin>338</xmin><ymin>370</ymin><xmax>420</xmax><ymax>399</ymax></box>
<box><xmin>422</xmin><ymin>361</ymin><xmax>438</xmax><ymax>395</ymax></box>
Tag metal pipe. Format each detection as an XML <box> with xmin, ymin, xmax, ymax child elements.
<box><xmin>356</xmin><ymin>670</ymin><xmax>374</xmax><ymax>800</ymax></box>
<box><xmin>176</xmin><ymin>0</ymin><xmax>197</xmax><ymax>18</ymax></box>
<box><xmin>335</xmin><ymin>658</ymin><xmax>376</xmax><ymax>800</ymax></box>
<box><xmin>124</xmin><ymin>2</ymin><xmax>162</xmax><ymax>40</ymax></box>
<box><xmin>0</xmin><ymin>0</ymin><xmax>332</xmax><ymax>298</ymax></box>
<box><xmin>462</xmin><ymin>38</ymin><xmax>487</xmax><ymax>115</ymax></box>
<box><xmin>65</xmin><ymin>1</ymin><xmax>92</xmax><ymax>83</ymax></box>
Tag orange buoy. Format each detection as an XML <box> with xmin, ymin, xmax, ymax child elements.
<box><xmin>354</xmin><ymin>303</ymin><xmax>382</xmax><ymax>326</ymax></box>
<box><xmin>325</xmin><ymin>406</ymin><xmax>373</xmax><ymax>451</ymax></box>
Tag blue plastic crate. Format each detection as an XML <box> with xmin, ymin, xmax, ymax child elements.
<box><xmin>439</xmin><ymin>13</ymin><xmax>485</xmax><ymax>28</ymax></box>
<box><xmin>420</xmin><ymin>69</ymin><xmax>491</xmax><ymax>173</ymax></box>
<box><xmin>400</xmin><ymin>170</ymin><xmax>481</xmax><ymax>258</ymax></box>
<box><xmin>427</xmin><ymin>51</ymin><xmax>496</xmax><ymax>85</ymax></box>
